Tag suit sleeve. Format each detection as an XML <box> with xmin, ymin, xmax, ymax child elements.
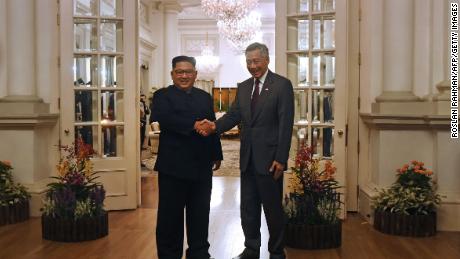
<box><xmin>150</xmin><ymin>89</ymin><xmax>195</xmax><ymax>136</ymax></box>
<box><xmin>208</xmin><ymin>96</ymin><xmax>223</xmax><ymax>161</ymax></box>
<box><xmin>275</xmin><ymin>79</ymin><xmax>295</xmax><ymax>165</ymax></box>
<box><xmin>215</xmin><ymin>84</ymin><xmax>242</xmax><ymax>134</ymax></box>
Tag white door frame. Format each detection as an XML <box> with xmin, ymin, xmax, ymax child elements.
<box><xmin>276</xmin><ymin>0</ymin><xmax>351</xmax><ymax>216</ymax></box>
<box><xmin>59</xmin><ymin>0</ymin><xmax>139</xmax><ymax>210</ymax></box>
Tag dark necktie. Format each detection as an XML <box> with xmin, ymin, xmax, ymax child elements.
<box><xmin>251</xmin><ymin>79</ymin><xmax>260</xmax><ymax>113</ymax></box>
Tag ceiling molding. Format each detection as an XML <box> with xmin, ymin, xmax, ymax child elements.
<box><xmin>178</xmin><ymin>19</ymin><xmax>217</xmax><ymax>27</ymax></box>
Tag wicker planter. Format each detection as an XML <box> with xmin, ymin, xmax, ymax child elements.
<box><xmin>373</xmin><ymin>209</ymin><xmax>436</xmax><ymax>237</ymax></box>
<box><xmin>0</xmin><ymin>200</ymin><xmax>29</xmax><ymax>226</ymax></box>
<box><xmin>285</xmin><ymin>221</ymin><xmax>342</xmax><ymax>249</ymax></box>
<box><xmin>42</xmin><ymin>211</ymin><xmax>109</xmax><ymax>242</ymax></box>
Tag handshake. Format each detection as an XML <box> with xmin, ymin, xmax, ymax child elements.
<box><xmin>194</xmin><ymin>119</ymin><xmax>216</xmax><ymax>137</ymax></box>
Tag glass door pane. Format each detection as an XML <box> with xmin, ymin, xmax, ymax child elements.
<box><xmin>100</xmin><ymin>55</ymin><xmax>123</xmax><ymax>87</ymax></box>
<box><xmin>75</xmin><ymin>125</ymin><xmax>99</xmax><ymax>151</ymax></box>
<box><xmin>313</xmin><ymin>0</ymin><xmax>336</xmax><ymax>12</ymax></box>
<box><xmin>73</xmin><ymin>0</ymin><xmax>124</xmax><ymax>158</ymax></box>
<box><xmin>288</xmin><ymin>0</ymin><xmax>337</xmax><ymax>159</ymax></box>
<box><xmin>100</xmin><ymin>0</ymin><xmax>123</xmax><ymax>17</ymax></box>
<box><xmin>74</xmin><ymin>55</ymin><xmax>97</xmax><ymax>87</ymax></box>
<box><xmin>74</xmin><ymin>18</ymin><xmax>97</xmax><ymax>51</ymax></box>
<box><xmin>101</xmin><ymin>90</ymin><xmax>123</xmax><ymax>121</ymax></box>
<box><xmin>74</xmin><ymin>0</ymin><xmax>97</xmax><ymax>16</ymax></box>
<box><xmin>100</xmin><ymin>20</ymin><xmax>123</xmax><ymax>51</ymax></box>
<box><xmin>75</xmin><ymin>90</ymin><xmax>97</xmax><ymax>122</ymax></box>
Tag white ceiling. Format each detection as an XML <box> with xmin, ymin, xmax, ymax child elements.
<box><xmin>177</xmin><ymin>0</ymin><xmax>275</xmax><ymax>20</ymax></box>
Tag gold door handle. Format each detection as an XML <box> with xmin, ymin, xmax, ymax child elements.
<box><xmin>64</xmin><ymin>129</ymin><xmax>70</xmax><ymax>135</ymax></box>
<box><xmin>337</xmin><ymin>129</ymin><xmax>344</xmax><ymax>136</ymax></box>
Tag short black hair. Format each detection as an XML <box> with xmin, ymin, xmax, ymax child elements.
<box><xmin>172</xmin><ymin>55</ymin><xmax>196</xmax><ymax>69</ymax></box>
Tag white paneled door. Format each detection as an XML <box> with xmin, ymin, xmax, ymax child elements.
<box><xmin>279</xmin><ymin>0</ymin><xmax>349</xmax><ymax>216</ymax></box>
<box><xmin>59</xmin><ymin>0</ymin><xmax>138</xmax><ymax>210</ymax></box>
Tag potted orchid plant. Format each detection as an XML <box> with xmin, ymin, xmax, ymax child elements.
<box><xmin>41</xmin><ymin>138</ymin><xmax>108</xmax><ymax>242</ymax></box>
<box><xmin>283</xmin><ymin>144</ymin><xmax>342</xmax><ymax>249</ymax></box>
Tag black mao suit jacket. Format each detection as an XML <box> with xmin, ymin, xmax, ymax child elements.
<box><xmin>150</xmin><ymin>85</ymin><xmax>223</xmax><ymax>180</ymax></box>
<box><xmin>215</xmin><ymin>70</ymin><xmax>294</xmax><ymax>175</ymax></box>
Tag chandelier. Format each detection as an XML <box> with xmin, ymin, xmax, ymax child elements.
<box><xmin>217</xmin><ymin>11</ymin><xmax>261</xmax><ymax>52</ymax></box>
<box><xmin>201</xmin><ymin>0</ymin><xmax>262</xmax><ymax>53</ymax></box>
<box><xmin>201</xmin><ymin>0</ymin><xmax>258</xmax><ymax>23</ymax></box>
<box><xmin>196</xmin><ymin>34</ymin><xmax>220</xmax><ymax>79</ymax></box>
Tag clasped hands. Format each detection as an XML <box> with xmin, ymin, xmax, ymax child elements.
<box><xmin>194</xmin><ymin>119</ymin><xmax>216</xmax><ymax>136</ymax></box>
<box><xmin>194</xmin><ymin>119</ymin><xmax>284</xmax><ymax>179</ymax></box>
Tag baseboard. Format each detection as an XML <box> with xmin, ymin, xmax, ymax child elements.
<box><xmin>23</xmin><ymin>179</ymin><xmax>51</xmax><ymax>217</ymax></box>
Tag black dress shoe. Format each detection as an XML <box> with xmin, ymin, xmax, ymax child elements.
<box><xmin>232</xmin><ymin>248</ymin><xmax>259</xmax><ymax>259</ymax></box>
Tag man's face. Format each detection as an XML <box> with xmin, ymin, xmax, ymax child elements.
<box><xmin>246</xmin><ymin>49</ymin><xmax>269</xmax><ymax>79</ymax></box>
<box><xmin>171</xmin><ymin>61</ymin><xmax>197</xmax><ymax>90</ymax></box>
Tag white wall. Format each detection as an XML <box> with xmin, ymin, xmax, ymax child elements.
<box><xmin>0</xmin><ymin>0</ymin><xmax>6</xmax><ymax>97</ymax></box>
<box><xmin>0</xmin><ymin>1</ymin><xmax>60</xmax><ymax>216</ymax></box>
<box><xmin>176</xmin><ymin>20</ymin><xmax>275</xmax><ymax>88</ymax></box>
<box><xmin>358</xmin><ymin>0</ymin><xmax>460</xmax><ymax>231</ymax></box>
<box><xmin>36</xmin><ymin>0</ymin><xmax>59</xmax><ymax>109</ymax></box>
<box><xmin>176</xmin><ymin>1</ymin><xmax>276</xmax><ymax>88</ymax></box>
<box><xmin>139</xmin><ymin>0</ymin><xmax>164</xmax><ymax>93</ymax></box>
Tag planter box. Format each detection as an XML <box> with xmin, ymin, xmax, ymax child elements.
<box><xmin>42</xmin><ymin>211</ymin><xmax>109</xmax><ymax>242</ymax></box>
<box><xmin>373</xmin><ymin>209</ymin><xmax>436</xmax><ymax>237</ymax></box>
<box><xmin>285</xmin><ymin>221</ymin><xmax>342</xmax><ymax>249</ymax></box>
<box><xmin>0</xmin><ymin>200</ymin><xmax>29</xmax><ymax>226</ymax></box>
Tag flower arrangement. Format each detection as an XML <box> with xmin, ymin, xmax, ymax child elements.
<box><xmin>372</xmin><ymin>160</ymin><xmax>441</xmax><ymax>215</ymax></box>
<box><xmin>41</xmin><ymin>138</ymin><xmax>106</xmax><ymax>219</ymax></box>
<box><xmin>283</xmin><ymin>144</ymin><xmax>341</xmax><ymax>225</ymax></box>
<box><xmin>0</xmin><ymin>161</ymin><xmax>30</xmax><ymax>207</ymax></box>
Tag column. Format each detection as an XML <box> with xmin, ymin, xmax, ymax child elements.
<box><xmin>36</xmin><ymin>0</ymin><xmax>59</xmax><ymax>106</ymax></box>
<box><xmin>0</xmin><ymin>0</ymin><xmax>58</xmax><ymax>216</ymax></box>
<box><xmin>413</xmin><ymin>0</ymin><xmax>431</xmax><ymax>98</ymax></box>
<box><xmin>150</xmin><ymin>1</ymin><xmax>165</xmax><ymax>88</ymax></box>
<box><xmin>376</xmin><ymin>0</ymin><xmax>418</xmax><ymax>103</ymax></box>
<box><xmin>0</xmin><ymin>0</ymin><xmax>6</xmax><ymax>97</ymax></box>
<box><xmin>4</xmin><ymin>0</ymin><xmax>39</xmax><ymax>101</ymax></box>
<box><xmin>163</xmin><ymin>2</ymin><xmax>182</xmax><ymax>85</ymax></box>
<box><xmin>433</xmin><ymin>0</ymin><xmax>450</xmax><ymax>114</ymax></box>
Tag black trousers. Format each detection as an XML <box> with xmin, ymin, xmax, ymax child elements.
<box><xmin>240</xmin><ymin>156</ymin><xmax>286</xmax><ymax>258</ymax></box>
<box><xmin>156</xmin><ymin>173</ymin><xmax>212</xmax><ymax>259</ymax></box>
<box><xmin>140</xmin><ymin>120</ymin><xmax>146</xmax><ymax>149</ymax></box>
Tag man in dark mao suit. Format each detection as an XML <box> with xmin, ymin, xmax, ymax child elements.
<box><xmin>150</xmin><ymin>55</ymin><xmax>223</xmax><ymax>259</ymax></box>
<box><xmin>197</xmin><ymin>43</ymin><xmax>294</xmax><ymax>259</ymax></box>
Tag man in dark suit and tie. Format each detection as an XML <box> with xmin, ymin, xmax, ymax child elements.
<box><xmin>150</xmin><ymin>55</ymin><xmax>223</xmax><ymax>259</ymax></box>
<box><xmin>197</xmin><ymin>43</ymin><xmax>294</xmax><ymax>259</ymax></box>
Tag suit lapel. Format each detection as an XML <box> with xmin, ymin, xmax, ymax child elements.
<box><xmin>251</xmin><ymin>71</ymin><xmax>273</xmax><ymax>123</ymax></box>
<box><xmin>238</xmin><ymin>80</ymin><xmax>253</xmax><ymax>122</ymax></box>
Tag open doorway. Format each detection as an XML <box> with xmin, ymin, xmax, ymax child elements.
<box><xmin>137</xmin><ymin>0</ymin><xmax>277</xmax><ymax>207</ymax></box>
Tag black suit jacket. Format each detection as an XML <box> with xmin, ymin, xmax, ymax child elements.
<box><xmin>150</xmin><ymin>85</ymin><xmax>223</xmax><ymax>180</ymax></box>
<box><xmin>215</xmin><ymin>70</ymin><xmax>294</xmax><ymax>174</ymax></box>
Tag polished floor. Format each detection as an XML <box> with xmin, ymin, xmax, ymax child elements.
<box><xmin>0</xmin><ymin>176</ymin><xmax>459</xmax><ymax>259</ymax></box>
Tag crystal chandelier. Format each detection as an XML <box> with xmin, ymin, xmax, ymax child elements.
<box><xmin>196</xmin><ymin>34</ymin><xmax>220</xmax><ymax>79</ymax></box>
<box><xmin>217</xmin><ymin>11</ymin><xmax>262</xmax><ymax>52</ymax></box>
<box><xmin>201</xmin><ymin>0</ymin><xmax>258</xmax><ymax>23</ymax></box>
<box><xmin>201</xmin><ymin>0</ymin><xmax>262</xmax><ymax>53</ymax></box>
